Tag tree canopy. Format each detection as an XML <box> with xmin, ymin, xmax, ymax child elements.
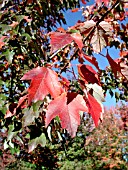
<box><xmin>0</xmin><ymin>0</ymin><xmax>128</xmax><ymax>164</ymax></box>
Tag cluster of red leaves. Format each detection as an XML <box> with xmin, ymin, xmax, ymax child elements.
<box><xmin>6</xmin><ymin>65</ymin><xmax>103</xmax><ymax>137</ymax></box>
<box><xmin>4</xmin><ymin>0</ymin><xmax>128</xmax><ymax>139</ymax></box>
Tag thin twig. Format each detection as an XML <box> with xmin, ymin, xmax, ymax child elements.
<box><xmin>99</xmin><ymin>52</ymin><xmax>106</xmax><ymax>58</ymax></box>
<box><xmin>60</xmin><ymin>47</ymin><xmax>78</xmax><ymax>73</ymax></box>
<box><xmin>50</xmin><ymin>44</ymin><xmax>69</xmax><ymax>59</ymax></box>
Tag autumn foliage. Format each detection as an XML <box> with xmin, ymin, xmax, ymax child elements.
<box><xmin>0</xmin><ymin>0</ymin><xmax>128</xmax><ymax>158</ymax></box>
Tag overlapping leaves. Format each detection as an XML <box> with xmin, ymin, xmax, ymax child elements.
<box><xmin>18</xmin><ymin>66</ymin><xmax>103</xmax><ymax>137</ymax></box>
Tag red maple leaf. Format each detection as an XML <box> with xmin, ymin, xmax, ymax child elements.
<box><xmin>85</xmin><ymin>93</ymin><xmax>102</xmax><ymax>126</ymax></box>
<box><xmin>78</xmin><ymin>64</ymin><xmax>100</xmax><ymax>85</ymax></box>
<box><xmin>106</xmin><ymin>51</ymin><xmax>122</xmax><ymax>78</ymax></box>
<box><xmin>50</xmin><ymin>32</ymin><xmax>83</xmax><ymax>53</ymax></box>
<box><xmin>46</xmin><ymin>92</ymin><xmax>88</xmax><ymax>137</ymax></box>
<box><xmin>83</xmin><ymin>54</ymin><xmax>100</xmax><ymax>71</ymax></box>
<box><xmin>21</xmin><ymin>67</ymin><xmax>63</xmax><ymax>105</ymax></box>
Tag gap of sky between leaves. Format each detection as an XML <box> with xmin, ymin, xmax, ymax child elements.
<box><xmin>59</xmin><ymin>0</ymin><xmax>127</xmax><ymax>108</ymax></box>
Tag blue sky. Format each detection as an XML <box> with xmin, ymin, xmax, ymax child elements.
<box><xmin>60</xmin><ymin>1</ymin><xmax>127</xmax><ymax>108</ymax></box>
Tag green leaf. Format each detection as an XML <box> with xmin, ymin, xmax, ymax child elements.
<box><xmin>38</xmin><ymin>133</ymin><xmax>46</xmax><ymax>147</ymax></box>
<box><xmin>16</xmin><ymin>15</ymin><xmax>24</xmax><ymax>22</ymax></box>
<box><xmin>22</xmin><ymin>33</ymin><xmax>31</xmax><ymax>42</ymax></box>
<box><xmin>7</xmin><ymin>124</ymin><xmax>18</xmax><ymax>142</ymax></box>
<box><xmin>0</xmin><ymin>24</ymin><xmax>11</xmax><ymax>34</ymax></box>
<box><xmin>33</xmin><ymin>101</ymin><xmax>42</xmax><ymax>112</ymax></box>
<box><xmin>69</xmin><ymin>29</ymin><xmax>80</xmax><ymax>33</ymax></box>
<box><xmin>28</xmin><ymin>133</ymin><xmax>46</xmax><ymax>153</ymax></box>
<box><xmin>3</xmin><ymin>49</ymin><xmax>15</xmax><ymax>63</ymax></box>
<box><xmin>115</xmin><ymin>92</ymin><xmax>120</xmax><ymax>102</ymax></box>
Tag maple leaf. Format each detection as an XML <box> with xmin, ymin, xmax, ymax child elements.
<box><xmin>114</xmin><ymin>56</ymin><xmax>128</xmax><ymax>80</ymax></box>
<box><xmin>86</xmin><ymin>83</ymin><xmax>105</xmax><ymax>103</ymax></box>
<box><xmin>85</xmin><ymin>93</ymin><xmax>102</xmax><ymax>126</ymax></box>
<box><xmin>106</xmin><ymin>51</ymin><xmax>122</xmax><ymax>78</ymax></box>
<box><xmin>78</xmin><ymin>64</ymin><xmax>100</xmax><ymax>85</ymax></box>
<box><xmin>75</xmin><ymin>20</ymin><xmax>112</xmax><ymax>53</ymax></box>
<box><xmin>91</xmin><ymin>28</ymin><xmax>107</xmax><ymax>53</ymax></box>
<box><xmin>21</xmin><ymin>67</ymin><xmax>63</xmax><ymax>105</ymax></box>
<box><xmin>99</xmin><ymin>21</ymin><xmax>113</xmax><ymax>33</ymax></box>
<box><xmin>91</xmin><ymin>21</ymin><xmax>112</xmax><ymax>53</ymax></box>
<box><xmin>75</xmin><ymin>20</ymin><xmax>96</xmax><ymax>35</ymax></box>
<box><xmin>22</xmin><ymin>102</ymin><xmax>41</xmax><ymax>127</ymax></box>
<box><xmin>46</xmin><ymin>92</ymin><xmax>88</xmax><ymax>137</ymax></box>
<box><xmin>86</xmin><ymin>83</ymin><xmax>105</xmax><ymax>120</ymax></box>
<box><xmin>83</xmin><ymin>54</ymin><xmax>100</xmax><ymax>71</ymax></box>
<box><xmin>28</xmin><ymin>133</ymin><xmax>46</xmax><ymax>153</ymax></box>
<box><xmin>50</xmin><ymin>32</ymin><xmax>83</xmax><ymax>53</ymax></box>
<box><xmin>57</xmin><ymin>27</ymin><xmax>66</xmax><ymax>33</ymax></box>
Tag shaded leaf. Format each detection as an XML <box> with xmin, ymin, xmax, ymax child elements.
<box><xmin>91</xmin><ymin>28</ymin><xmax>107</xmax><ymax>53</ymax></box>
<box><xmin>60</xmin><ymin>76</ymin><xmax>70</xmax><ymax>91</ymax></box>
<box><xmin>75</xmin><ymin>20</ymin><xmax>96</xmax><ymax>35</ymax></box>
<box><xmin>106</xmin><ymin>51</ymin><xmax>122</xmax><ymax>78</ymax></box>
<box><xmin>5</xmin><ymin>95</ymin><xmax>28</xmax><ymax>118</ymax></box>
<box><xmin>5</xmin><ymin>103</ymin><xmax>17</xmax><ymax>118</ymax></box>
<box><xmin>0</xmin><ymin>24</ymin><xmax>11</xmax><ymax>34</ymax></box>
<box><xmin>83</xmin><ymin>54</ymin><xmax>100</xmax><ymax>71</ymax></box>
<box><xmin>28</xmin><ymin>133</ymin><xmax>46</xmax><ymax>153</ymax></box>
<box><xmin>3</xmin><ymin>49</ymin><xmax>15</xmax><ymax>63</ymax></box>
<box><xmin>22</xmin><ymin>101</ymin><xmax>42</xmax><ymax>127</ymax></box>
<box><xmin>78</xmin><ymin>64</ymin><xmax>100</xmax><ymax>85</ymax></box>
<box><xmin>7</xmin><ymin>124</ymin><xmax>19</xmax><ymax>143</ymax></box>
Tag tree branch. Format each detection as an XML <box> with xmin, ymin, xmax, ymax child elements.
<box><xmin>60</xmin><ymin>0</ymin><xmax>120</xmax><ymax>73</ymax></box>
